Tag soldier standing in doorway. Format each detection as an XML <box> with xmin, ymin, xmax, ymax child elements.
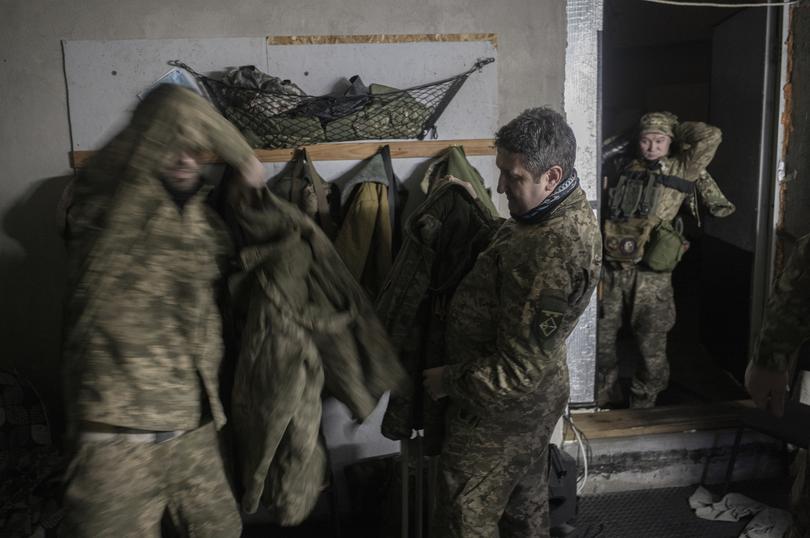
<box><xmin>597</xmin><ymin>112</ymin><xmax>735</xmax><ymax>408</ymax></box>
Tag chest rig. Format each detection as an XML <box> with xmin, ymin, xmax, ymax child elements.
<box><xmin>604</xmin><ymin>161</ymin><xmax>694</xmax><ymax>264</ymax></box>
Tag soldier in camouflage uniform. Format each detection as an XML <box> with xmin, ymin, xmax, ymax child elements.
<box><xmin>423</xmin><ymin>108</ymin><xmax>602</xmax><ymax>538</ymax></box>
<box><xmin>746</xmin><ymin>234</ymin><xmax>810</xmax><ymax>538</ymax></box>
<box><xmin>597</xmin><ymin>112</ymin><xmax>735</xmax><ymax>408</ymax></box>
<box><xmin>59</xmin><ymin>85</ymin><xmax>265</xmax><ymax>537</ymax></box>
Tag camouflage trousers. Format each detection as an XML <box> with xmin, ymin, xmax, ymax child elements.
<box><xmin>59</xmin><ymin>422</ymin><xmax>241</xmax><ymax>538</ymax></box>
<box><xmin>431</xmin><ymin>393</ymin><xmax>566</xmax><ymax>538</ymax></box>
<box><xmin>597</xmin><ymin>265</ymin><xmax>676</xmax><ymax>408</ymax></box>
<box><xmin>788</xmin><ymin>450</ymin><xmax>810</xmax><ymax>538</ymax></box>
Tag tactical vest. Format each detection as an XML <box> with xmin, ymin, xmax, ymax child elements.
<box><xmin>604</xmin><ymin>161</ymin><xmax>694</xmax><ymax>269</ymax></box>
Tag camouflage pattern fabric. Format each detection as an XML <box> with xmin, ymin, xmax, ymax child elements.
<box><xmin>754</xmin><ymin>233</ymin><xmax>810</xmax><ymax>373</ymax></box>
<box><xmin>431</xmin><ymin>401</ymin><xmax>563</xmax><ymax>538</ymax></box>
<box><xmin>597</xmin><ymin>267</ymin><xmax>675</xmax><ymax>408</ymax></box>
<box><xmin>599</xmin><ymin>120</ymin><xmax>733</xmax><ymax>407</ymax></box>
<box><xmin>788</xmin><ymin>449</ymin><xmax>810</xmax><ymax>538</ymax></box>
<box><xmin>609</xmin><ymin>121</ymin><xmax>724</xmax><ymax>242</ymax></box>
<box><xmin>754</xmin><ymin>235</ymin><xmax>810</xmax><ymax>538</ymax></box>
<box><xmin>639</xmin><ymin>111</ymin><xmax>678</xmax><ymax>137</ymax></box>
<box><xmin>434</xmin><ymin>187</ymin><xmax>602</xmax><ymax>537</ymax></box>
<box><xmin>59</xmin><ymin>423</ymin><xmax>240</xmax><ymax>538</ymax></box>
<box><xmin>62</xmin><ymin>85</ymin><xmax>256</xmax><ymax>433</ymax></box>
<box><xmin>690</xmin><ymin>169</ymin><xmax>736</xmax><ymax>220</ymax></box>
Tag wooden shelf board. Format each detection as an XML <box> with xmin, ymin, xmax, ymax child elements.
<box><xmin>266</xmin><ymin>33</ymin><xmax>498</xmax><ymax>47</ymax></box>
<box><xmin>70</xmin><ymin>138</ymin><xmax>496</xmax><ymax>169</ymax></box>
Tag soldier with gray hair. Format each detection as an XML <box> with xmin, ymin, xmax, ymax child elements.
<box><xmin>597</xmin><ymin>112</ymin><xmax>735</xmax><ymax>408</ymax></box>
<box><xmin>423</xmin><ymin>107</ymin><xmax>602</xmax><ymax>537</ymax></box>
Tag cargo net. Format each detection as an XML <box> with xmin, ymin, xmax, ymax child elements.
<box><xmin>169</xmin><ymin>58</ymin><xmax>494</xmax><ymax>149</ymax></box>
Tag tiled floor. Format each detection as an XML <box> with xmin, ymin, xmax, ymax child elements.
<box><xmin>242</xmin><ymin>479</ymin><xmax>790</xmax><ymax>538</ymax></box>
<box><xmin>573</xmin><ymin>480</ymin><xmax>789</xmax><ymax>538</ymax></box>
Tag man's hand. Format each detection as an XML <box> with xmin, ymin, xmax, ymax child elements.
<box><xmin>423</xmin><ymin>367</ymin><xmax>448</xmax><ymax>401</ymax></box>
<box><xmin>239</xmin><ymin>156</ymin><xmax>266</xmax><ymax>189</ymax></box>
<box><xmin>745</xmin><ymin>361</ymin><xmax>789</xmax><ymax>417</ymax></box>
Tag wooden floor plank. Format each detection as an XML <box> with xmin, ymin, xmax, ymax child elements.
<box><xmin>565</xmin><ymin>400</ymin><xmax>756</xmax><ymax>440</ymax></box>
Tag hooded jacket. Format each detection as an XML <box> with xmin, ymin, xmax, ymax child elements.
<box><xmin>63</xmin><ymin>85</ymin><xmax>407</xmax><ymax>525</ymax></box>
<box><xmin>63</xmin><ymin>84</ymin><xmax>256</xmax><ymax>433</ymax></box>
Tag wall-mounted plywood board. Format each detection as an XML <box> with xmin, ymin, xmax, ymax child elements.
<box><xmin>64</xmin><ymin>36</ymin><xmax>502</xmax><ymax>211</ymax></box>
<box><xmin>64</xmin><ymin>38</ymin><xmax>268</xmax><ymax>150</ymax></box>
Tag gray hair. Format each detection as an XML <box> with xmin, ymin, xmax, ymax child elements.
<box><xmin>495</xmin><ymin>107</ymin><xmax>577</xmax><ymax>179</ymax></box>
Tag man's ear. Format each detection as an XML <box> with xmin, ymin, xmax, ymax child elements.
<box><xmin>545</xmin><ymin>165</ymin><xmax>564</xmax><ymax>191</ymax></box>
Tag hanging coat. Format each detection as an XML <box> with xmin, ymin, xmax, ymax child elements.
<box><xmin>333</xmin><ymin>146</ymin><xmax>402</xmax><ymax>299</ymax></box>
<box><xmin>268</xmin><ymin>148</ymin><xmax>339</xmax><ymax>239</ymax></box>
<box><xmin>378</xmin><ymin>174</ymin><xmax>501</xmax><ymax>455</ymax></box>
<box><xmin>223</xmin><ymin>187</ymin><xmax>408</xmax><ymax>523</ymax></box>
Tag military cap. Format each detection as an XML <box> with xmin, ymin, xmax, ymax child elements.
<box><xmin>639</xmin><ymin>111</ymin><xmax>678</xmax><ymax>137</ymax></box>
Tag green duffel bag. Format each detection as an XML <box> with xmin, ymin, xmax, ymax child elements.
<box><xmin>643</xmin><ymin>220</ymin><xmax>688</xmax><ymax>272</ymax></box>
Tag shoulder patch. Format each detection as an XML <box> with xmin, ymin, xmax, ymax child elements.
<box><xmin>533</xmin><ymin>293</ymin><xmax>569</xmax><ymax>340</ymax></box>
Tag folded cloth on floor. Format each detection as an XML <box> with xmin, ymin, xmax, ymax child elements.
<box><xmin>689</xmin><ymin>486</ymin><xmax>791</xmax><ymax>538</ymax></box>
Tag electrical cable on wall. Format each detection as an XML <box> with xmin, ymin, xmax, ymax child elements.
<box><xmin>641</xmin><ymin>0</ymin><xmax>799</xmax><ymax>7</ymax></box>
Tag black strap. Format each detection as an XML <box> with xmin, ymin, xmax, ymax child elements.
<box><xmin>381</xmin><ymin>145</ymin><xmax>398</xmax><ymax>234</ymax></box>
<box><xmin>624</xmin><ymin>170</ymin><xmax>694</xmax><ymax>194</ymax></box>
<box><xmin>657</xmin><ymin>174</ymin><xmax>694</xmax><ymax>194</ymax></box>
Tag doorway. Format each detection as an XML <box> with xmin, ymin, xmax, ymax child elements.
<box><xmin>600</xmin><ymin>0</ymin><xmax>784</xmax><ymax>407</ymax></box>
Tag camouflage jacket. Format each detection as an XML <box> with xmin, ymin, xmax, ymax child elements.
<box><xmin>442</xmin><ymin>187</ymin><xmax>602</xmax><ymax>423</ymax></box>
<box><xmin>62</xmin><ymin>86</ymin><xmax>256</xmax><ymax>433</ymax></box>
<box><xmin>377</xmin><ymin>180</ymin><xmax>501</xmax><ymax>454</ymax></box>
<box><xmin>754</xmin><ymin>234</ymin><xmax>810</xmax><ymax>372</ymax></box>
<box><xmin>605</xmin><ymin>122</ymin><xmax>732</xmax><ymax>267</ymax></box>
<box><xmin>688</xmin><ymin>169</ymin><xmax>736</xmax><ymax>222</ymax></box>
<box><xmin>226</xmin><ymin>188</ymin><xmax>407</xmax><ymax>522</ymax></box>
<box><xmin>616</xmin><ymin>122</ymin><xmax>727</xmax><ymax>221</ymax></box>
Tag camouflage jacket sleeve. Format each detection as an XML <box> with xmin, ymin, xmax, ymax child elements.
<box><xmin>198</xmin><ymin>103</ymin><xmax>256</xmax><ymax>171</ymax></box>
<box><xmin>694</xmin><ymin>170</ymin><xmax>735</xmax><ymax>218</ymax></box>
<box><xmin>755</xmin><ymin>234</ymin><xmax>810</xmax><ymax>372</ymax></box>
<box><xmin>674</xmin><ymin>122</ymin><xmax>722</xmax><ymax>180</ymax></box>
<box><xmin>443</xmin><ymin>249</ymin><xmax>593</xmax><ymax>412</ymax></box>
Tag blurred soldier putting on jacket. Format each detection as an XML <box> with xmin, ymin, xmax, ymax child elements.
<box><xmin>423</xmin><ymin>107</ymin><xmax>602</xmax><ymax>538</ymax></box>
<box><xmin>59</xmin><ymin>84</ymin><xmax>264</xmax><ymax>537</ymax></box>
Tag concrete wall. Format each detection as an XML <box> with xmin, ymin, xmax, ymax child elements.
<box><xmin>567</xmin><ymin>430</ymin><xmax>782</xmax><ymax>495</ymax></box>
<box><xmin>0</xmin><ymin>1</ymin><xmax>566</xmax><ymax>434</ymax></box>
